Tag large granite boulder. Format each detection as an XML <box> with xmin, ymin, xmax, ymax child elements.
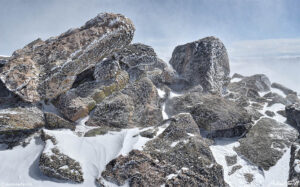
<box><xmin>86</xmin><ymin>77</ymin><xmax>162</xmax><ymax>128</ymax></box>
<box><xmin>53</xmin><ymin>58</ymin><xmax>129</xmax><ymax>121</ymax></box>
<box><xmin>166</xmin><ymin>92</ymin><xmax>252</xmax><ymax>137</ymax></box>
<box><xmin>0</xmin><ymin>13</ymin><xmax>135</xmax><ymax>102</ymax></box>
<box><xmin>235</xmin><ymin>118</ymin><xmax>298</xmax><ymax>170</ymax></box>
<box><xmin>169</xmin><ymin>36</ymin><xmax>230</xmax><ymax>93</ymax></box>
<box><xmin>286</xmin><ymin>104</ymin><xmax>300</xmax><ymax>130</ymax></box>
<box><xmin>39</xmin><ymin>131</ymin><xmax>83</xmax><ymax>183</ymax></box>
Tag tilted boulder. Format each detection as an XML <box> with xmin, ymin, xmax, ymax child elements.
<box><xmin>39</xmin><ymin>130</ymin><xmax>84</xmax><ymax>183</ymax></box>
<box><xmin>235</xmin><ymin>118</ymin><xmax>298</xmax><ymax>170</ymax></box>
<box><xmin>53</xmin><ymin>58</ymin><xmax>129</xmax><ymax>121</ymax></box>
<box><xmin>169</xmin><ymin>36</ymin><xmax>230</xmax><ymax>93</ymax></box>
<box><xmin>166</xmin><ymin>92</ymin><xmax>252</xmax><ymax>137</ymax></box>
<box><xmin>0</xmin><ymin>13</ymin><xmax>135</xmax><ymax>102</ymax></box>
<box><xmin>86</xmin><ymin>77</ymin><xmax>162</xmax><ymax>128</ymax></box>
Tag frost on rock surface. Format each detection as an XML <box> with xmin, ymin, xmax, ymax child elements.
<box><xmin>0</xmin><ymin>13</ymin><xmax>135</xmax><ymax>102</ymax></box>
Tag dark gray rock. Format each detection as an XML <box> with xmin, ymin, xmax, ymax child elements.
<box><xmin>235</xmin><ymin>118</ymin><xmax>298</xmax><ymax>170</ymax></box>
<box><xmin>228</xmin><ymin>165</ymin><xmax>242</xmax><ymax>175</ymax></box>
<box><xmin>271</xmin><ymin>82</ymin><xmax>297</xmax><ymax>96</ymax></box>
<box><xmin>169</xmin><ymin>36</ymin><xmax>230</xmax><ymax>93</ymax></box>
<box><xmin>225</xmin><ymin>155</ymin><xmax>237</xmax><ymax>166</ymax></box>
<box><xmin>166</xmin><ymin>92</ymin><xmax>252</xmax><ymax>137</ymax></box>
<box><xmin>286</xmin><ymin>104</ymin><xmax>300</xmax><ymax>130</ymax></box>
<box><xmin>265</xmin><ymin>110</ymin><xmax>275</xmax><ymax>117</ymax></box>
<box><xmin>140</xmin><ymin>128</ymin><xmax>157</xmax><ymax>138</ymax></box>
<box><xmin>244</xmin><ymin>173</ymin><xmax>254</xmax><ymax>184</ymax></box>
<box><xmin>44</xmin><ymin>112</ymin><xmax>75</xmax><ymax>130</ymax></box>
<box><xmin>0</xmin><ymin>13</ymin><xmax>135</xmax><ymax>102</ymax></box>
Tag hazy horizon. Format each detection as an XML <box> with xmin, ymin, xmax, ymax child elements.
<box><xmin>1</xmin><ymin>0</ymin><xmax>300</xmax><ymax>92</ymax></box>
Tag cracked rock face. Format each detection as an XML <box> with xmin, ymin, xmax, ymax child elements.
<box><xmin>39</xmin><ymin>131</ymin><xmax>84</xmax><ymax>183</ymax></box>
<box><xmin>0</xmin><ymin>13</ymin><xmax>135</xmax><ymax>102</ymax></box>
<box><xmin>169</xmin><ymin>36</ymin><xmax>230</xmax><ymax>93</ymax></box>
<box><xmin>86</xmin><ymin>77</ymin><xmax>162</xmax><ymax>128</ymax></box>
<box><xmin>53</xmin><ymin>58</ymin><xmax>129</xmax><ymax>121</ymax></box>
<box><xmin>235</xmin><ymin>118</ymin><xmax>298</xmax><ymax>170</ymax></box>
<box><xmin>288</xmin><ymin>141</ymin><xmax>300</xmax><ymax>187</ymax></box>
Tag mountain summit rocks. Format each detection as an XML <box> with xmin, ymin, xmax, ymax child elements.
<box><xmin>0</xmin><ymin>13</ymin><xmax>135</xmax><ymax>102</ymax></box>
<box><xmin>169</xmin><ymin>36</ymin><xmax>230</xmax><ymax>93</ymax></box>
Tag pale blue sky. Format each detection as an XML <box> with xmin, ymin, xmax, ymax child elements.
<box><xmin>1</xmin><ymin>0</ymin><xmax>300</xmax><ymax>91</ymax></box>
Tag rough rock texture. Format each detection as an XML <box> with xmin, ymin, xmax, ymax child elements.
<box><xmin>288</xmin><ymin>141</ymin><xmax>300</xmax><ymax>187</ymax></box>
<box><xmin>286</xmin><ymin>104</ymin><xmax>300</xmax><ymax>130</ymax></box>
<box><xmin>169</xmin><ymin>36</ymin><xmax>230</xmax><ymax>93</ymax></box>
<box><xmin>0</xmin><ymin>80</ymin><xmax>10</xmax><ymax>98</ymax></box>
<box><xmin>108</xmin><ymin>43</ymin><xmax>173</xmax><ymax>85</ymax></box>
<box><xmin>272</xmin><ymin>82</ymin><xmax>297</xmax><ymax>96</ymax></box>
<box><xmin>54</xmin><ymin>58</ymin><xmax>129</xmax><ymax>121</ymax></box>
<box><xmin>228</xmin><ymin>74</ymin><xmax>271</xmax><ymax>104</ymax></box>
<box><xmin>166</xmin><ymin>92</ymin><xmax>252</xmax><ymax>137</ymax></box>
<box><xmin>0</xmin><ymin>13</ymin><xmax>135</xmax><ymax>102</ymax></box>
<box><xmin>101</xmin><ymin>150</ymin><xmax>176</xmax><ymax>186</ymax></box>
<box><xmin>44</xmin><ymin>112</ymin><xmax>74</xmax><ymax>130</ymax></box>
<box><xmin>86</xmin><ymin>77</ymin><xmax>162</xmax><ymax>128</ymax></box>
<box><xmin>225</xmin><ymin>155</ymin><xmax>237</xmax><ymax>166</ymax></box>
<box><xmin>235</xmin><ymin>118</ymin><xmax>298</xmax><ymax>170</ymax></box>
<box><xmin>39</xmin><ymin>131</ymin><xmax>83</xmax><ymax>183</ymax></box>
<box><xmin>101</xmin><ymin>113</ymin><xmax>226</xmax><ymax>186</ymax></box>
<box><xmin>0</xmin><ymin>104</ymin><xmax>45</xmax><ymax>132</ymax></box>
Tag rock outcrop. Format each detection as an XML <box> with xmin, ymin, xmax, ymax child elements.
<box><xmin>166</xmin><ymin>92</ymin><xmax>252</xmax><ymax>137</ymax></box>
<box><xmin>53</xmin><ymin>58</ymin><xmax>129</xmax><ymax>121</ymax></box>
<box><xmin>0</xmin><ymin>13</ymin><xmax>134</xmax><ymax>102</ymax></box>
<box><xmin>86</xmin><ymin>77</ymin><xmax>162</xmax><ymax>128</ymax></box>
<box><xmin>272</xmin><ymin>82</ymin><xmax>297</xmax><ymax>96</ymax></box>
<box><xmin>101</xmin><ymin>113</ymin><xmax>227</xmax><ymax>186</ymax></box>
<box><xmin>235</xmin><ymin>118</ymin><xmax>298</xmax><ymax>170</ymax></box>
<box><xmin>44</xmin><ymin>112</ymin><xmax>74</xmax><ymax>130</ymax></box>
<box><xmin>169</xmin><ymin>36</ymin><xmax>230</xmax><ymax>93</ymax></box>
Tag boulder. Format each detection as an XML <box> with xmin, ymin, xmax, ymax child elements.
<box><xmin>44</xmin><ymin>112</ymin><xmax>74</xmax><ymax>130</ymax></box>
<box><xmin>110</xmin><ymin>43</ymin><xmax>172</xmax><ymax>84</ymax></box>
<box><xmin>286</xmin><ymin>104</ymin><xmax>300</xmax><ymax>130</ymax></box>
<box><xmin>169</xmin><ymin>36</ymin><xmax>230</xmax><ymax>93</ymax></box>
<box><xmin>86</xmin><ymin>77</ymin><xmax>162</xmax><ymax>128</ymax></box>
<box><xmin>0</xmin><ymin>104</ymin><xmax>45</xmax><ymax>147</ymax></box>
<box><xmin>235</xmin><ymin>118</ymin><xmax>298</xmax><ymax>170</ymax></box>
<box><xmin>53</xmin><ymin>58</ymin><xmax>129</xmax><ymax>121</ymax></box>
<box><xmin>271</xmin><ymin>82</ymin><xmax>297</xmax><ymax>96</ymax></box>
<box><xmin>39</xmin><ymin>131</ymin><xmax>83</xmax><ymax>183</ymax></box>
<box><xmin>166</xmin><ymin>92</ymin><xmax>252</xmax><ymax>137</ymax></box>
<box><xmin>0</xmin><ymin>13</ymin><xmax>135</xmax><ymax>102</ymax></box>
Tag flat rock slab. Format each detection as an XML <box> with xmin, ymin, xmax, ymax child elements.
<box><xmin>235</xmin><ymin>118</ymin><xmax>298</xmax><ymax>170</ymax></box>
<box><xmin>0</xmin><ymin>13</ymin><xmax>134</xmax><ymax>102</ymax></box>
